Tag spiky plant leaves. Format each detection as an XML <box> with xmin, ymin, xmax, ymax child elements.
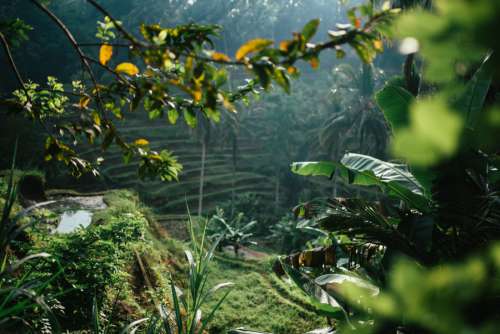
<box><xmin>119</xmin><ymin>318</ymin><xmax>150</xmax><ymax>334</ymax></box>
<box><xmin>169</xmin><ymin>276</ymin><xmax>184</xmax><ymax>333</ymax></box>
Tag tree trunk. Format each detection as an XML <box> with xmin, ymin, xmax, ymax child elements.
<box><xmin>274</xmin><ymin>168</ymin><xmax>280</xmax><ymax>211</ymax></box>
<box><xmin>332</xmin><ymin>137</ymin><xmax>345</xmax><ymax>198</ymax></box>
<box><xmin>231</xmin><ymin>137</ymin><xmax>237</xmax><ymax>217</ymax></box>
<box><xmin>198</xmin><ymin>139</ymin><xmax>207</xmax><ymax>216</ymax></box>
<box><xmin>225</xmin><ymin>36</ymin><xmax>237</xmax><ymax>216</ymax></box>
<box><xmin>357</xmin><ymin>109</ymin><xmax>368</xmax><ymax>153</ymax></box>
<box><xmin>332</xmin><ymin>171</ymin><xmax>338</xmax><ymax>198</ymax></box>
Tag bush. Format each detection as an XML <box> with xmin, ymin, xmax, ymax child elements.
<box><xmin>27</xmin><ymin>208</ymin><xmax>147</xmax><ymax>329</ymax></box>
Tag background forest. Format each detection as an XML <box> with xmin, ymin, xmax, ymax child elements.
<box><xmin>1</xmin><ymin>0</ymin><xmax>392</xmax><ymax>221</ymax></box>
<box><xmin>0</xmin><ymin>0</ymin><xmax>499</xmax><ymax>333</ymax></box>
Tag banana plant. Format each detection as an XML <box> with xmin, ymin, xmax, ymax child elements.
<box><xmin>208</xmin><ymin>208</ymin><xmax>257</xmax><ymax>255</ymax></box>
<box><xmin>282</xmin><ymin>54</ymin><xmax>499</xmax><ymax>334</ymax></box>
<box><xmin>290</xmin><ymin>52</ymin><xmax>498</xmax><ymax>268</ymax></box>
<box><xmin>279</xmin><ymin>258</ymin><xmax>382</xmax><ymax>329</ymax></box>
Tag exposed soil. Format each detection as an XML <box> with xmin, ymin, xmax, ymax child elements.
<box><xmin>222</xmin><ymin>245</ymin><xmax>268</xmax><ymax>260</ymax></box>
<box><xmin>58</xmin><ymin>195</ymin><xmax>107</xmax><ymax>210</ymax></box>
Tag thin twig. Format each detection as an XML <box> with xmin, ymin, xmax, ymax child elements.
<box><xmin>83</xmin><ymin>56</ymin><xmax>136</xmax><ymax>89</ymax></box>
<box><xmin>0</xmin><ymin>32</ymin><xmax>32</xmax><ymax>108</ymax></box>
<box><xmin>78</xmin><ymin>42</ymin><xmax>132</xmax><ymax>48</ymax></box>
<box><xmin>86</xmin><ymin>0</ymin><xmax>147</xmax><ymax>47</ymax></box>
<box><xmin>0</xmin><ymin>31</ymin><xmax>54</xmax><ymax>138</ymax></box>
<box><xmin>29</xmin><ymin>0</ymin><xmax>106</xmax><ymax>118</ymax></box>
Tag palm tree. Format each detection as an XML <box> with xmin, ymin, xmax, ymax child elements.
<box><xmin>318</xmin><ymin>63</ymin><xmax>388</xmax><ymax>196</ymax></box>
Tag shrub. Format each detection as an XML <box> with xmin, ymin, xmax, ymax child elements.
<box><xmin>27</xmin><ymin>210</ymin><xmax>147</xmax><ymax>329</ymax></box>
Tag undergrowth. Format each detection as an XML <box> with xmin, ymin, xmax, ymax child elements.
<box><xmin>2</xmin><ymin>178</ymin><xmax>324</xmax><ymax>333</ymax></box>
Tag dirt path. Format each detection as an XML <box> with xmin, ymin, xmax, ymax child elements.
<box><xmin>222</xmin><ymin>245</ymin><xmax>268</xmax><ymax>260</ymax></box>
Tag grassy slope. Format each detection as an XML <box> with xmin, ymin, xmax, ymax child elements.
<box><xmin>81</xmin><ymin>188</ymin><xmax>325</xmax><ymax>332</ymax></box>
<box><xmin>128</xmin><ymin>191</ymin><xmax>326</xmax><ymax>333</ymax></box>
<box><xmin>1</xmin><ymin>170</ymin><xmax>324</xmax><ymax>333</ymax></box>
<box><xmin>147</xmin><ymin>222</ymin><xmax>325</xmax><ymax>333</ymax></box>
<box><xmin>204</xmin><ymin>256</ymin><xmax>325</xmax><ymax>334</ymax></box>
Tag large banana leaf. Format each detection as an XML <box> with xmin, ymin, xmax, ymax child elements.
<box><xmin>291</xmin><ymin>153</ymin><xmax>431</xmax><ymax>213</ymax></box>
<box><xmin>454</xmin><ymin>53</ymin><xmax>493</xmax><ymax>129</ymax></box>
<box><xmin>228</xmin><ymin>329</ymin><xmax>272</xmax><ymax>334</ymax></box>
<box><xmin>375</xmin><ymin>83</ymin><xmax>414</xmax><ymax>132</ymax></box>
<box><xmin>315</xmin><ymin>273</ymin><xmax>379</xmax><ymax>298</ymax></box>
<box><xmin>280</xmin><ymin>261</ymin><xmax>347</xmax><ymax>320</ymax></box>
<box><xmin>342</xmin><ymin>153</ymin><xmax>423</xmax><ymax>194</ymax></box>
<box><xmin>375</xmin><ymin>81</ymin><xmax>439</xmax><ymax>189</ymax></box>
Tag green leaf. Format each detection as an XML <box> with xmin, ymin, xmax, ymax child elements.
<box><xmin>273</xmin><ymin>69</ymin><xmax>290</xmax><ymax>94</ymax></box>
<box><xmin>253</xmin><ymin>65</ymin><xmax>271</xmax><ymax>89</ymax></box>
<box><xmin>183</xmin><ymin>109</ymin><xmax>197</xmax><ymax>128</ymax></box>
<box><xmin>302</xmin><ymin>19</ymin><xmax>320</xmax><ymax>42</ymax></box>
<box><xmin>341</xmin><ymin>153</ymin><xmax>423</xmax><ymax>195</ymax></box>
<box><xmin>315</xmin><ymin>273</ymin><xmax>379</xmax><ymax>302</ymax></box>
<box><xmin>148</xmin><ymin>108</ymin><xmax>162</xmax><ymax>120</ymax></box>
<box><xmin>350</xmin><ymin>40</ymin><xmax>376</xmax><ymax>64</ymax></box>
<box><xmin>375</xmin><ymin>84</ymin><xmax>414</xmax><ymax>131</ymax></box>
<box><xmin>168</xmin><ymin>109</ymin><xmax>179</xmax><ymax>124</ymax></box>
<box><xmin>170</xmin><ymin>277</ymin><xmax>184</xmax><ymax>333</ymax></box>
<box><xmin>228</xmin><ymin>330</ymin><xmax>272</xmax><ymax>334</ymax></box>
<box><xmin>205</xmin><ymin>108</ymin><xmax>220</xmax><ymax>123</ymax></box>
<box><xmin>281</xmin><ymin>261</ymin><xmax>347</xmax><ymax>319</ymax></box>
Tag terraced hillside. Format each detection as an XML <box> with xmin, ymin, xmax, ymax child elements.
<box><xmin>78</xmin><ymin>109</ymin><xmax>368</xmax><ymax>226</ymax></box>
<box><xmin>81</xmin><ymin>112</ymin><xmax>277</xmax><ymax>217</ymax></box>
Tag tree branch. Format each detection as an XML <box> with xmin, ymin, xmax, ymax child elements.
<box><xmin>0</xmin><ymin>32</ymin><xmax>32</xmax><ymax>108</ymax></box>
<box><xmin>29</xmin><ymin>0</ymin><xmax>106</xmax><ymax>117</ymax></box>
<box><xmin>78</xmin><ymin>42</ymin><xmax>132</xmax><ymax>48</ymax></box>
<box><xmin>0</xmin><ymin>32</ymin><xmax>55</xmax><ymax>139</ymax></box>
<box><xmin>84</xmin><ymin>56</ymin><xmax>136</xmax><ymax>89</ymax></box>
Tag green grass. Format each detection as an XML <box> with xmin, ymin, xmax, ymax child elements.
<box><xmin>202</xmin><ymin>256</ymin><xmax>326</xmax><ymax>334</ymax></box>
<box><xmin>97</xmin><ymin>191</ymin><xmax>325</xmax><ymax>333</ymax></box>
